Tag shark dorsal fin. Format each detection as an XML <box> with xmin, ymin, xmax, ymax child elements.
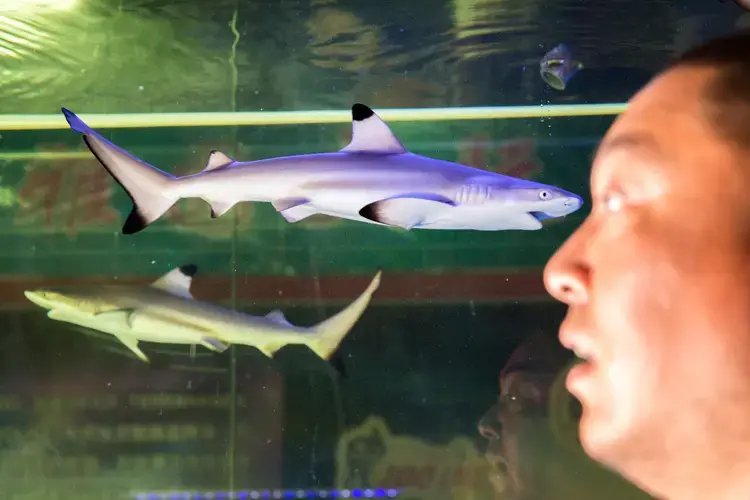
<box><xmin>203</xmin><ymin>150</ymin><xmax>235</xmax><ymax>172</ymax></box>
<box><xmin>340</xmin><ymin>103</ymin><xmax>408</xmax><ymax>155</ymax></box>
<box><xmin>265</xmin><ymin>309</ymin><xmax>293</xmax><ymax>327</ymax></box>
<box><xmin>151</xmin><ymin>264</ymin><xmax>197</xmax><ymax>299</ymax></box>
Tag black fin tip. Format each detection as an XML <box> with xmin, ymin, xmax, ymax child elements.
<box><xmin>358</xmin><ymin>202</ymin><xmax>383</xmax><ymax>224</ymax></box>
<box><xmin>352</xmin><ymin>103</ymin><xmax>374</xmax><ymax>122</ymax></box>
<box><xmin>329</xmin><ymin>352</ymin><xmax>348</xmax><ymax>379</ymax></box>
<box><xmin>178</xmin><ymin>264</ymin><xmax>198</xmax><ymax>277</ymax></box>
<box><xmin>122</xmin><ymin>208</ymin><xmax>148</xmax><ymax>235</ymax></box>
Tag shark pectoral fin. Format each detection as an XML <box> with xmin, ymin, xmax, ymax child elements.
<box><xmin>203</xmin><ymin>150</ymin><xmax>235</xmax><ymax>172</ymax></box>
<box><xmin>92</xmin><ymin>308</ymin><xmax>136</xmax><ymax>327</ymax></box>
<box><xmin>112</xmin><ymin>334</ymin><xmax>150</xmax><ymax>363</ymax></box>
<box><xmin>359</xmin><ymin>194</ymin><xmax>456</xmax><ymax>230</ymax></box>
<box><xmin>47</xmin><ymin>309</ymin><xmax>78</xmax><ymax>321</ymax></box>
<box><xmin>208</xmin><ymin>201</ymin><xmax>236</xmax><ymax>218</ymax></box>
<box><xmin>151</xmin><ymin>265</ymin><xmax>197</xmax><ymax>299</ymax></box>
<box><xmin>512</xmin><ymin>212</ymin><xmax>544</xmax><ymax>230</ymax></box>
<box><xmin>340</xmin><ymin>104</ymin><xmax>408</xmax><ymax>155</ymax></box>
<box><xmin>272</xmin><ymin>198</ymin><xmax>317</xmax><ymax>223</ymax></box>
<box><xmin>278</xmin><ymin>204</ymin><xmax>318</xmax><ymax>223</ymax></box>
<box><xmin>265</xmin><ymin>309</ymin><xmax>294</xmax><ymax>327</ymax></box>
<box><xmin>257</xmin><ymin>346</ymin><xmax>273</xmax><ymax>357</ymax></box>
<box><xmin>272</xmin><ymin>197</ymin><xmax>310</xmax><ymax>212</ymax></box>
<box><xmin>69</xmin><ymin>325</ymin><xmax>112</xmax><ymax>340</ymax></box>
<box><xmin>257</xmin><ymin>343</ymin><xmax>284</xmax><ymax>358</ymax></box>
<box><xmin>200</xmin><ymin>336</ymin><xmax>229</xmax><ymax>353</ymax></box>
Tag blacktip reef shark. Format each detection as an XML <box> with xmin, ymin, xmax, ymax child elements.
<box><xmin>24</xmin><ymin>265</ymin><xmax>381</xmax><ymax>369</ymax></box>
<box><xmin>60</xmin><ymin>103</ymin><xmax>583</xmax><ymax>235</ymax></box>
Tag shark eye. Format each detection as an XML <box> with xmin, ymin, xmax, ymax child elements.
<box><xmin>538</xmin><ymin>190</ymin><xmax>550</xmax><ymax>200</ymax></box>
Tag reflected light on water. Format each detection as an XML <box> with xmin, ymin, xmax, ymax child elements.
<box><xmin>0</xmin><ymin>0</ymin><xmax>77</xmax><ymax>12</ymax></box>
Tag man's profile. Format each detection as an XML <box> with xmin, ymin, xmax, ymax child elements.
<box><xmin>543</xmin><ymin>29</ymin><xmax>750</xmax><ymax>500</ymax></box>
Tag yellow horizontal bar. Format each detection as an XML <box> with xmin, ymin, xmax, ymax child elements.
<box><xmin>0</xmin><ymin>103</ymin><xmax>627</xmax><ymax>131</ymax></box>
<box><xmin>0</xmin><ymin>151</ymin><xmax>92</xmax><ymax>160</ymax></box>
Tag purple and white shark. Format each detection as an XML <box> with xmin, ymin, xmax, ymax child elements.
<box><xmin>61</xmin><ymin>103</ymin><xmax>583</xmax><ymax>234</ymax></box>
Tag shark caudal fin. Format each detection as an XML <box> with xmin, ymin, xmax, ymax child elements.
<box><xmin>308</xmin><ymin>269</ymin><xmax>382</xmax><ymax>360</ymax></box>
<box><xmin>61</xmin><ymin>108</ymin><xmax>179</xmax><ymax>235</ymax></box>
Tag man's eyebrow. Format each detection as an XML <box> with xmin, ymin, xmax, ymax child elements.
<box><xmin>591</xmin><ymin>133</ymin><xmax>663</xmax><ymax>163</ymax></box>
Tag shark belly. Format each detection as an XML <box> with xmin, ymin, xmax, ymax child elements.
<box><xmin>47</xmin><ymin>306</ymin><xmax>231</xmax><ymax>362</ymax></box>
<box><xmin>126</xmin><ymin>309</ymin><xmax>233</xmax><ymax>351</ymax></box>
<box><xmin>296</xmin><ymin>180</ymin><xmax>459</xmax><ymax>227</ymax></box>
<box><xmin>44</xmin><ymin>309</ymin><xmax>166</xmax><ymax>362</ymax></box>
<box><xmin>176</xmin><ymin>171</ymin><xmax>290</xmax><ymax>204</ymax></box>
<box><xmin>127</xmin><ymin>315</ymin><xmax>209</xmax><ymax>344</ymax></box>
<box><xmin>416</xmin><ymin>204</ymin><xmax>544</xmax><ymax>230</ymax></box>
<box><xmin>212</xmin><ymin>320</ymin><xmax>317</xmax><ymax>358</ymax></box>
<box><xmin>48</xmin><ymin>309</ymin><xmax>133</xmax><ymax>339</ymax></box>
<box><xmin>303</xmin><ymin>189</ymin><xmax>392</xmax><ymax>224</ymax></box>
<box><xmin>217</xmin><ymin>320</ymin><xmax>312</xmax><ymax>345</ymax></box>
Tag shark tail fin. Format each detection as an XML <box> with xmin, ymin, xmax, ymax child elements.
<box><xmin>308</xmin><ymin>269</ymin><xmax>382</xmax><ymax>360</ymax></box>
<box><xmin>61</xmin><ymin>107</ymin><xmax>180</xmax><ymax>235</ymax></box>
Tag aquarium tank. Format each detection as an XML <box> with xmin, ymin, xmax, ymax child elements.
<box><xmin>0</xmin><ymin>0</ymin><xmax>746</xmax><ymax>499</ymax></box>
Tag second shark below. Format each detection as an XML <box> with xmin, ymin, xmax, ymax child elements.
<box><xmin>24</xmin><ymin>265</ymin><xmax>381</xmax><ymax>365</ymax></box>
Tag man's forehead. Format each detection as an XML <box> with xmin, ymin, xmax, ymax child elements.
<box><xmin>598</xmin><ymin>68</ymin><xmax>705</xmax><ymax>146</ymax></box>
<box><xmin>590</xmin><ymin>71</ymin><xmax>713</xmax><ymax>187</ymax></box>
<box><xmin>593</xmin><ymin>132</ymin><xmax>663</xmax><ymax>162</ymax></box>
<box><xmin>590</xmin><ymin>127</ymin><xmax>668</xmax><ymax>190</ymax></box>
<box><xmin>595</xmin><ymin>89</ymin><xmax>745</xmax><ymax>193</ymax></box>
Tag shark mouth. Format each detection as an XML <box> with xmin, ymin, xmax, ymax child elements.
<box><xmin>528</xmin><ymin>211</ymin><xmax>552</xmax><ymax>221</ymax></box>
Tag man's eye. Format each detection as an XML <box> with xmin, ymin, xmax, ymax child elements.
<box><xmin>603</xmin><ymin>192</ymin><xmax>624</xmax><ymax>212</ymax></box>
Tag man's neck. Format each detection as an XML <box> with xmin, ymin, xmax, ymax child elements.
<box><xmin>658</xmin><ymin>459</ymin><xmax>750</xmax><ymax>500</ymax></box>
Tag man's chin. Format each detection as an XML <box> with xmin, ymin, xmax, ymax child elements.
<box><xmin>486</xmin><ymin>460</ymin><xmax>517</xmax><ymax>497</ymax></box>
<box><xmin>577</xmin><ymin>407</ymin><xmax>633</xmax><ymax>469</ymax></box>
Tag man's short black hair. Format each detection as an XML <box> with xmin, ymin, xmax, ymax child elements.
<box><xmin>670</xmin><ymin>29</ymin><xmax>750</xmax><ymax>148</ymax></box>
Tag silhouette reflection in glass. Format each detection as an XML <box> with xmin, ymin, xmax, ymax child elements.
<box><xmin>478</xmin><ymin>331</ymin><xmax>651</xmax><ymax>500</ymax></box>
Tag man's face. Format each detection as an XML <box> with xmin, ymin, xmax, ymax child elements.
<box><xmin>543</xmin><ymin>65</ymin><xmax>750</xmax><ymax>491</ymax></box>
<box><xmin>478</xmin><ymin>369</ymin><xmax>560</xmax><ymax>497</ymax></box>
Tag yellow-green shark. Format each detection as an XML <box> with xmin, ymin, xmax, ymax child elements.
<box><xmin>24</xmin><ymin>265</ymin><xmax>381</xmax><ymax>364</ymax></box>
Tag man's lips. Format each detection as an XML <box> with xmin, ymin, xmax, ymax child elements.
<box><xmin>559</xmin><ymin>327</ymin><xmax>597</xmax><ymax>365</ymax></box>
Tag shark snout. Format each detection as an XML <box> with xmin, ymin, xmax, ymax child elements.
<box><xmin>24</xmin><ymin>290</ymin><xmax>81</xmax><ymax>311</ymax></box>
<box><xmin>564</xmin><ymin>195</ymin><xmax>583</xmax><ymax>209</ymax></box>
<box><xmin>24</xmin><ymin>290</ymin><xmax>54</xmax><ymax>309</ymax></box>
<box><xmin>557</xmin><ymin>191</ymin><xmax>584</xmax><ymax>213</ymax></box>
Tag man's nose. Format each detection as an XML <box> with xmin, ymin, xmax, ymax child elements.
<box><xmin>478</xmin><ymin>405</ymin><xmax>502</xmax><ymax>440</ymax></box>
<box><xmin>543</xmin><ymin>238</ymin><xmax>589</xmax><ymax>305</ymax></box>
<box><xmin>544</xmin><ymin>264</ymin><xmax>589</xmax><ymax>305</ymax></box>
